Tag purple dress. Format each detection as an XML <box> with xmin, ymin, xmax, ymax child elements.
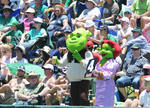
<box><xmin>94</xmin><ymin>59</ymin><xmax>119</xmax><ymax>107</ymax></box>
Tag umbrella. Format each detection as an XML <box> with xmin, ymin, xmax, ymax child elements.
<box><xmin>7</xmin><ymin>63</ymin><xmax>45</xmax><ymax>78</ymax></box>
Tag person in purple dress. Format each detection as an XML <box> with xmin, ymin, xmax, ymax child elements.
<box><xmin>92</xmin><ymin>40</ymin><xmax>121</xmax><ymax>107</ymax></box>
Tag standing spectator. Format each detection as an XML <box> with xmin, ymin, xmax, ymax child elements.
<box><xmin>116</xmin><ymin>43</ymin><xmax>149</xmax><ymax>100</ymax></box>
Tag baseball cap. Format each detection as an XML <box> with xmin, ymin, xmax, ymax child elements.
<box><xmin>131</xmin><ymin>43</ymin><xmax>141</xmax><ymax>49</ymax></box>
<box><xmin>132</xmin><ymin>27</ymin><xmax>142</xmax><ymax>34</ymax></box>
<box><xmin>124</xmin><ymin>8</ymin><xmax>132</xmax><ymax>14</ymax></box>
<box><xmin>121</xmin><ymin>17</ymin><xmax>130</xmax><ymax>23</ymax></box>
<box><xmin>17</xmin><ymin>66</ymin><xmax>25</xmax><ymax>72</ymax></box>
<box><xmin>143</xmin><ymin>64</ymin><xmax>150</xmax><ymax>69</ymax></box>
<box><xmin>43</xmin><ymin>64</ymin><xmax>54</xmax><ymax>70</ymax></box>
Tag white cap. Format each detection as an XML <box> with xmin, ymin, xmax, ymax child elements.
<box><xmin>41</xmin><ymin>46</ymin><xmax>51</xmax><ymax>55</ymax></box>
<box><xmin>43</xmin><ymin>64</ymin><xmax>54</xmax><ymax>70</ymax></box>
<box><xmin>86</xmin><ymin>0</ymin><xmax>97</xmax><ymax>6</ymax></box>
<box><xmin>121</xmin><ymin>17</ymin><xmax>130</xmax><ymax>23</ymax></box>
<box><xmin>144</xmin><ymin>77</ymin><xmax>150</xmax><ymax>82</ymax></box>
<box><xmin>26</xmin><ymin>7</ymin><xmax>35</xmax><ymax>13</ymax></box>
<box><xmin>84</xmin><ymin>20</ymin><xmax>95</xmax><ymax>28</ymax></box>
<box><xmin>15</xmin><ymin>45</ymin><xmax>25</xmax><ymax>54</ymax></box>
<box><xmin>33</xmin><ymin>17</ymin><xmax>43</xmax><ymax>23</ymax></box>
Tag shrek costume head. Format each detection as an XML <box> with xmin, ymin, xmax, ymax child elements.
<box><xmin>66</xmin><ymin>28</ymin><xmax>91</xmax><ymax>62</ymax></box>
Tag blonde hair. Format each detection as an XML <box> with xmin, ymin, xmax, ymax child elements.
<box><xmin>1</xmin><ymin>44</ymin><xmax>12</xmax><ymax>53</ymax></box>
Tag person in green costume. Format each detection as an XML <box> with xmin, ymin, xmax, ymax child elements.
<box><xmin>93</xmin><ymin>40</ymin><xmax>121</xmax><ymax>106</ymax></box>
<box><xmin>52</xmin><ymin>28</ymin><xmax>93</xmax><ymax>105</ymax></box>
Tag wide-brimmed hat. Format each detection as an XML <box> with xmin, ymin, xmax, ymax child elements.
<box><xmin>132</xmin><ymin>27</ymin><xmax>142</xmax><ymax>34</ymax></box>
<box><xmin>33</xmin><ymin>17</ymin><xmax>43</xmax><ymax>23</ymax></box>
<box><xmin>26</xmin><ymin>7</ymin><xmax>35</xmax><ymax>13</ymax></box>
<box><xmin>84</xmin><ymin>20</ymin><xmax>95</xmax><ymax>28</ymax></box>
<box><xmin>43</xmin><ymin>64</ymin><xmax>54</xmax><ymax>70</ymax></box>
<box><xmin>0</xmin><ymin>5</ymin><xmax>13</xmax><ymax>14</ymax></box>
<box><xmin>40</xmin><ymin>46</ymin><xmax>51</xmax><ymax>55</ymax></box>
<box><xmin>131</xmin><ymin>43</ymin><xmax>141</xmax><ymax>50</ymax></box>
<box><xmin>86</xmin><ymin>0</ymin><xmax>97</xmax><ymax>6</ymax></box>
<box><xmin>15</xmin><ymin>45</ymin><xmax>26</xmax><ymax>54</ymax></box>
<box><xmin>17</xmin><ymin>65</ymin><xmax>26</xmax><ymax>72</ymax></box>
<box><xmin>26</xmin><ymin>71</ymin><xmax>40</xmax><ymax>81</ymax></box>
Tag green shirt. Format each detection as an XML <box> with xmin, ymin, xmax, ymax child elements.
<box><xmin>132</xmin><ymin>0</ymin><xmax>150</xmax><ymax>15</ymax></box>
<box><xmin>5</xmin><ymin>30</ymin><xmax>22</xmax><ymax>45</ymax></box>
<box><xmin>19</xmin><ymin>83</ymin><xmax>45</xmax><ymax>96</ymax></box>
<box><xmin>0</xmin><ymin>16</ymin><xmax>17</xmax><ymax>30</ymax></box>
<box><xmin>32</xmin><ymin>5</ymin><xmax>48</xmax><ymax>17</ymax></box>
<box><xmin>28</xmin><ymin>28</ymin><xmax>46</xmax><ymax>42</ymax></box>
<box><xmin>100</xmin><ymin>34</ymin><xmax>118</xmax><ymax>44</ymax></box>
<box><xmin>65</xmin><ymin>0</ymin><xmax>72</xmax><ymax>7</ymax></box>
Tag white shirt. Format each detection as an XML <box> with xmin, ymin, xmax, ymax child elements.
<box><xmin>59</xmin><ymin>51</ymin><xmax>93</xmax><ymax>82</ymax></box>
<box><xmin>139</xmin><ymin>90</ymin><xmax>150</xmax><ymax>107</ymax></box>
<box><xmin>11</xmin><ymin>57</ymin><xmax>28</xmax><ymax>63</ymax></box>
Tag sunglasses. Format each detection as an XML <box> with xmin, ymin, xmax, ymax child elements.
<box><xmin>132</xmin><ymin>48</ymin><xmax>140</xmax><ymax>50</ymax></box>
<box><xmin>124</xmin><ymin>12</ymin><xmax>131</xmax><ymax>14</ymax></box>
<box><xmin>29</xmin><ymin>76</ymin><xmax>37</xmax><ymax>79</ymax></box>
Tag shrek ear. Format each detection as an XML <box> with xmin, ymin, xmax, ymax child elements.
<box><xmin>86</xmin><ymin>31</ymin><xmax>92</xmax><ymax>38</ymax></box>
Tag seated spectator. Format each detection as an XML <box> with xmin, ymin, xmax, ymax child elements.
<box><xmin>85</xmin><ymin>20</ymin><xmax>101</xmax><ymax>44</ymax></box>
<box><xmin>41</xmin><ymin>64</ymin><xmax>60</xmax><ymax>105</ymax></box>
<box><xmin>20</xmin><ymin>17</ymin><xmax>47</xmax><ymax>53</ymax></box>
<box><xmin>139</xmin><ymin>77</ymin><xmax>150</xmax><ymax>107</ymax></box>
<box><xmin>0</xmin><ymin>44</ymin><xmax>13</xmax><ymax>81</ymax></box>
<box><xmin>0</xmin><ymin>66</ymin><xmax>29</xmax><ymax>104</ymax></box>
<box><xmin>73</xmin><ymin>0</ymin><xmax>100</xmax><ymax>29</ymax></box>
<box><xmin>21</xmin><ymin>7</ymin><xmax>35</xmax><ymax>32</ymax></box>
<box><xmin>99</xmin><ymin>25</ymin><xmax>118</xmax><ymax>44</ymax></box>
<box><xmin>121</xmin><ymin>27</ymin><xmax>150</xmax><ymax>59</ymax></box>
<box><xmin>0</xmin><ymin>5</ymin><xmax>17</xmax><ymax>33</ymax></box>
<box><xmin>46</xmin><ymin>4</ymin><xmax>70</xmax><ymax>49</ymax></box>
<box><xmin>116</xmin><ymin>43</ymin><xmax>149</xmax><ymax>100</ymax></box>
<box><xmin>15</xmin><ymin>71</ymin><xmax>45</xmax><ymax>105</ymax></box>
<box><xmin>32</xmin><ymin>0</ymin><xmax>48</xmax><ymax>18</ymax></box>
<box><xmin>117</xmin><ymin>17</ymin><xmax>133</xmax><ymax>55</ymax></box>
<box><xmin>0</xmin><ymin>21</ymin><xmax>22</xmax><ymax>46</ymax></box>
<box><xmin>11</xmin><ymin>46</ymin><xmax>28</xmax><ymax>63</ymax></box>
<box><xmin>132</xmin><ymin>0</ymin><xmax>150</xmax><ymax>16</ymax></box>
<box><xmin>102</xmin><ymin>0</ymin><xmax>119</xmax><ymax>22</ymax></box>
<box><xmin>68</xmin><ymin>0</ymin><xmax>87</xmax><ymax>18</ymax></box>
<box><xmin>33</xmin><ymin>46</ymin><xmax>51</xmax><ymax>66</ymax></box>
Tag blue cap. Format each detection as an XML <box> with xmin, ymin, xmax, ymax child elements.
<box><xmin>124</xmin><ymin>8</ymin><xmax>132</xmax><ymax>14</ymax></box>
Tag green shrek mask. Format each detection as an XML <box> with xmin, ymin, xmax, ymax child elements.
<box><xmin>66</xmin><ymin>28</ymin><xmax>91</xmax><ymax>62</ymax></box>
<box><xmin>97</xmin><ymin>40</ymin><xmax>121</xmax><ymax>66</ymax></box>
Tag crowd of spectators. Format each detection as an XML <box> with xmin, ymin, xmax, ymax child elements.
<box><xmin>0</xmin><ymin>0</ymin><xmax>150</xmax><ymax>107</ymax></box>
